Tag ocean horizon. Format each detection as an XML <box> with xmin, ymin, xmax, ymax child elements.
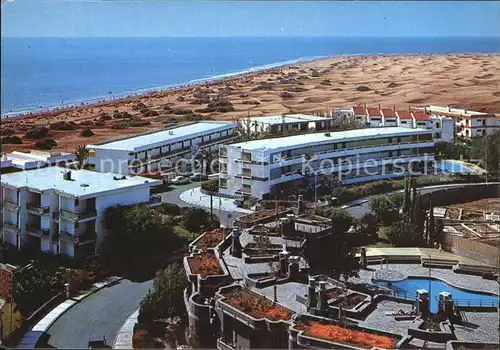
<box><xmin>2</xmin><ymin>36</ymin><xmax>499</xmax><ymax>115</ymax></box>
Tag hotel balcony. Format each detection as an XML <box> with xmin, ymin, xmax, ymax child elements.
<box><xmin>275</xmin><ymin>140</ymin><xmax>434</xmax><ymax>166</ymax></box>
<box><xmin>26</xmin><ymin>225</ymin><xmax>50</xmax><ymax>238</ymax></box>
<box><xmin>26</xmin><ymin>203</ymin><xmax>50</xmax><ymax>216</ymax></box>
<box><xmin>235</xmin><ymin>187</ymin><xmax>252</xmax><ymax>196</ymax></box>
<box><xmin>59</xmin><ymin>231</ymin><xmax>96</xmax><ymax>245</ymax></box>
<box><xmin>59</xmin><ymin>209</ymin><xmax>97</xmax><ymax>222</ymax></box>
<box><xmin>3</xmin><ymin>200</ymin><xmax>19</xmax><ymax>212</ymax></box>
<box><xmin>235</xmin><ymin>170</ymin><xmax>252</xmax><ymax>179</ymax></box>
<box><xmin>2</xmin><ymin>221</ymin><xmax>20</xmax><ymax>232</ymax></box>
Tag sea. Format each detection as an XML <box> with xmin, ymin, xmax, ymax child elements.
<box><xmin>1</xmin><ymin>36</ymin><xmax>499</xmax><ymax>115</ymax></box>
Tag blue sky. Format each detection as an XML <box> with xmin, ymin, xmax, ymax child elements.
<box><xmin>2</xmin><ymin>1</ymin><xmax>499</xmax><ymax>38</ymax></box>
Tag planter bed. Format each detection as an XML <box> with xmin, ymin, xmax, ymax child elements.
<box><xmin>334</xmin><ymin>293</ymin><xmax>369</xmax><ymax>309</ymax></box>
<box><xmin>326</xmin><ymin>287</ymin><xmax>345</xmax><ymax>301</ymax></box>
<box><xmin>248</xmin><ymin>272</ymin><xmax>277</xmax><ymax>281</ymax></box>
<box><xmin>244</xmin><ymin>242</ymin><xmax>283</xmax><ymax>250</ymax></box>
<box><xmin>194</xmin><ymin>229</ymin><xmax>225</xmax><ymax>251</ymax></box>
<box><xmin>244</xmin><ymin>248</ymin><xmax>282</xmax><ymax>256</ymax></box>
<box><xmin>187</xmin><ymin>252</ymin><xmax>223</xmax><ymax>277</ymax></box>
<box><xmin>220</xmin><ymin>287</ymin><xmax>292</xmax><ymax>321</ymax></box>
<box><xmin>295</xmin><ymin>319</ymin><xmax>398</xmax><ymax>349</ymax></box>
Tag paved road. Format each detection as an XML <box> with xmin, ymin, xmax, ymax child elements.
<box><xmin>160</xmin><ymin>183</ymin><xmax>246</xmax><ymax>227</ymax></box>
<box><xmin>45</xmin><ymin>279</ymin><xmax>153</xmax><ymax>348</ymax></box>
<box><xmin>345</xmin><ymin>182</ymin><xmax>498</xmax><ymax>219</ymax></box>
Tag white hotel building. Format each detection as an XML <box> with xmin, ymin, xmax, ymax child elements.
<box><xmin>332</xmin><ymin>106</ymin><xmax>454</xmax><ymax>142</ymax></box>
<box><xmin>411</xmin><ymin>105</ymin><xmax>499</xmax><ymax>139</ymax></box>
<box><xmin>1</xmin><ymin>167</ymin><xmax>161</xmax><ymax>258</ymax></box>
<box><xmin>219</xmin><ymin>127</ymin><xmax>435</xmax><ymax>200</ymax></box>
<box><xmin>87</xmin><ymin>121</ymin><xmax>237</xmax><ymax>175</ymax></box>
<box><xmin>240</xmin><ymin>114</ymin><xmax>334</xmax><ymax>135</ymax></box>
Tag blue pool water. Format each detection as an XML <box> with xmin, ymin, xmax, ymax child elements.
<box><xmin>434</xmin><ymin>160</ymin><xmax>475</xmax><ymax>174</ymax></box>
<box><xmin>375</xmin><ymin>278</ymin><xmax>499</xmax><ymax>312</ymax></box>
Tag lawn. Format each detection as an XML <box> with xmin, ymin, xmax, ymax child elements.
<box><xmin>366</xmin><ymin>229</ymin><xmax>392</xmax><ymax>248</ymax></box>
<box><xmin>174</xmin><ymin>225</ymin><xmax>198</xmax><ymax>241</ymax></box>
<box><xmin>2</xmin><ymin>302</ymin><xmax>22</xmax><ymax>339</ymax></box>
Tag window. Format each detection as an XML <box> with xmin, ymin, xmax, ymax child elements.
<box><xmin>75</xmin><ymin>199</ymin><xmax>79</xmax><ymax>206</ymax></box>
<box><xmin>436</xmin><ymin>122</ymin><xmax>440</xmax><ymax>128</ymax></box>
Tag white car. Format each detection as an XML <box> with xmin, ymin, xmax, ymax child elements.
<box><xmin>170</xmin><ymin>176</ymin><xmax>190</xmax><ymax>185</ymax></box>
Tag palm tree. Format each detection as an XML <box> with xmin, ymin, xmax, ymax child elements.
<box><xmin>73</xmin><ymin>144</ymin><xmax>89</xmax><ymax>169</ymax></box>
<box><xmin>195</xmin><ymin>148</ymin><xmax>218</xmax><ymax>174</ymax></box>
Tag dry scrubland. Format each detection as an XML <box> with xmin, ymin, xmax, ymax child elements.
<box><xmin>2</xmin><ymin>54</ymin><xmax>499</xmax><ymax>153</ymax></box>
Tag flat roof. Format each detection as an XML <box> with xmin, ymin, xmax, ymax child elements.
<box><xmin>229</xmin><ymin>127</ymin><xmax>431</xmax><ymax>152</ymax></box>
<box><xmin>247</xmin><ymin>114</ymin><xmax>328</xmax><ymax>125</ymax></box>
<box><xmin>88</xmin><ymin>121</ymin><xmax>236</xmax><ymax>152</ymax></box>
<box><xmin>1</xmin><ymin>167</ymin><xmax>161</xmax><ymax>198</ymax></box>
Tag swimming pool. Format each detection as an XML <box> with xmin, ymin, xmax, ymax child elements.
<box><xmin>374</xmin><ymin>277</ymin><xmax>499</xmax><ymax>312</ymax></box>
<box><xmin>434</xmin><ymin>160</ymin><xmax>475</xmax><ymax>174</ymax></box>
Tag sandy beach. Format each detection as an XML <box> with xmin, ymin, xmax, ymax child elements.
<box><xmin>1</xmin><ymin>54</ymin><xmax>499</xmax><ymax>153</ymax></box>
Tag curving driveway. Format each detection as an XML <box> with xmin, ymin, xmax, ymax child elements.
<box><xmin>45</xmin><ymin>279</ymin><xmax>153</xmax><ymax>348</ymax></box>
<box><xmin>159</xmin><ymin>182</ymin><xmax>247</xmax><ymax>227</ymax></box>
<box><xmin>344</xmin><ymin>182</ymin><xmax>499</xmax><ymax>219</ymax></box>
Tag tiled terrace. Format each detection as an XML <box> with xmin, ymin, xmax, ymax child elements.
<box><xmin>183</xmin><ymin>208</ymin><xmax>500</xmax><ymax>349</ymax></box>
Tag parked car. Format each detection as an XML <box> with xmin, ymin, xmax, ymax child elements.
<box><xmin>170</xmin><ymin>176</ymin><xmax>190</xmax><ymax>185</ymax></box>
<box><xmin>190</xmin><ymin>173</ymin><xmax>208</xmax><ymax>181</ymax></box>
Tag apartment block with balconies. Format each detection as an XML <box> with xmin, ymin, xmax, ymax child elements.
<box><xmin>87</xmin><ymin>121</ymin><xmax>237</xmax><ymax>175</ymax></box>
<box><xmin>412</xmin><ymin>105</ymin><xmax>499</xmax><ymax>139</ymax></box>
<box><xmin>1</xmin><ymin>167</ymin><xmax>162</xmax><ymax>258</ymax></box>
<box><xmin>219</xmin><ymin>127</ymin><xmax>435</xmax><ymax>200</ymax></box>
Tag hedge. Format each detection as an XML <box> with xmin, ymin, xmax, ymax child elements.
<box><xmin>336</xmin><ymin>175</ymin><xmax>484</xmax><ymax>205</ymax></box>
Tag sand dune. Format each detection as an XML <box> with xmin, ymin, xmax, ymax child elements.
<box><xmin>1</xmin><ymin>54</ymin><xmax>499</xmax><ymax>153</ymax></box>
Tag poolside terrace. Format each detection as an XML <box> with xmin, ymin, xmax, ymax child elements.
<box><xmin>183</xmin><ymin>207</ymin><xmax>500</xmax><ymax>349</ymax></box>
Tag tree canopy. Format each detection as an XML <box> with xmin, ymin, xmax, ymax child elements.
<box><xmin>383</xmin><ymin>215</ymin><xmax>424</xmax><ymax>247</ymax></box>
<box><xmin>304</xmin><ymin>208</ymin><xmax>359</xmax><ymax>281</ymax></box>
<box><xmin>181</xmin><ymin>207</ymin><xmax>220</xmax><ymax>234</ymax></box>
<box><xmin>138</xmin><ymin>263</ymin><xmax>188</xmax><ymax>326</ymax></box>
<box><xmin>13</xmin><ymin>262</ymin><xmax>65</xmax><ymax>316</ymax></box>
<box><xmin>370</xmin><ymin>192</ymin><xmax>402</xmax><ymax>225</ymax></box>
<box><xmin>103</xmin><ymin>204</ymin><xmax>183</xmax><ymax>261</ymax></box>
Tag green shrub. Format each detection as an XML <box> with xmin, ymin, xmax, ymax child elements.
<box><xmin>201</xmin><ymin>179</ymin><xmax>219</xmax><ymax>193</ymax></box>
<box><xmin>111</xmin><ymin>121</ymin><xmax>131</xmax><ymax>129</ymax></box>
<box><xmin>287</xmin><ymin>86</ymin><xmax>307</xmax><ymax>92</ymax></box>
<box><xmin>172</xmin><ymin>108</ymin><xmax>193</xmax><ymax>115</ymax></box>
<box><xmin>356</xmin><ymin>86</ymin><xmax>371</xmax><ymax>92</ymax></box>
<box><xmin>158</xmin><ymin>203</ymin><xmax>181</xmax><ymax>216</ymax></box>
<box><xmin>280</xmin><ymin>92</ymin><xmax>294</xmax><ymax>99</ymax></box>
<box><xmin>50</xmin><ymin>121</ymin><xmax>77</xmax><ymax>130</ymax></box>
<box><xmin>80</xmin><ymin>128</ymin><xmax>94</xmax><ymax>137</ymax></box>
<box><xmin>1</xmin><ymin>135</ymin><xmax>23</xmax><ymax>144</ymax></box>
<box><xmin>35</xmin><ymin>138</ymin><xmax>57</xmax><ymax>150</ymax></box>
<box><xmin>25</xmin><ymin>126</ymin><xmax>49</xmax><ymax>139</ymax></box>
<box><xmin>207</xmin><ymin>100</ymin><xmax>233</xmax><ymax>108</ymax></box>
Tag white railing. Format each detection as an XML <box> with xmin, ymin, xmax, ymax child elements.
<box><xmin>279</xmin><ymin>154</ymin><xmax>435</xmax><ymax>178</ymax></box>
<box><xmin>282</xmin><ymin>140</ymin><xmax>434</xmax><ymax>163</ymax></box>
